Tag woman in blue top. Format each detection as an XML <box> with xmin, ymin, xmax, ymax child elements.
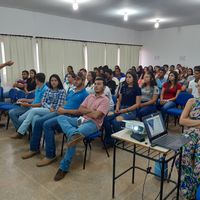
<box><xmin>104</xmin><ymin>70</ymin><xmax>141</xmax><ymax>146</ymax></box>
<box><xmin>12</xmin><ymin>74</ymin><xmax>66</xmax><ymax>138</ymax></box>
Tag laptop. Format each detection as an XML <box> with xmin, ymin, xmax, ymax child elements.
<box><xmin>143</xmin><ymin>112</ymin><xmax>191</xmax><ymax>151</ymax></box>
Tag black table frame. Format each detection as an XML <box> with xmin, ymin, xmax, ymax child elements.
<box><xmin>112</xmin><ymin>141</ymin><xmax>182</xmax><ymax>200</ymax></box>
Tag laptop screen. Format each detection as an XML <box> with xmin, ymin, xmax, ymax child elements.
<box><xmin>143</xmin><ymin>113</ymin><xmax>166</xmax><ymax>142</ymax></box>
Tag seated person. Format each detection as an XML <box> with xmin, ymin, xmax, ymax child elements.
<box><xmin>176</xmin><ymin>79</ymin><xmax>200</xmax><ymax>200</ymax></box>
<box><xmin>24</xmin><ymin>69</ymin><xmax>37</xmax><ymax>94</ymax></box>
<box><xmin>137</xmin><ymin>72</ymin><xmax>159</xmax><ymax>119</ymax></box>
<box><xmin>9</xmin><ymin>73</ymin><xmax>48</xmax><ymax>131</ymax></box>
<box><xmin>105</xmin><ymin>68</ymin><xmax>117</xmax><ymax>95</ymax></box>
<box><xmin>104</xmin><ymin>70</ymin><xmax>141</xmax><ymax>146</ymax></box>
<box><xmin>159</xmin><ymin>71</ymin><xmax>181</xmax><ymax>120</ymax></box>
<box><xmin>11</xmin><ymin>74</ymin><xmax>66</xmax><ymax>139</ymax></box>
<box><xmin>85</xmin><ymin>71</ymin><xmax>96</xmax><ymax>94</ymax></box>
<box><xmin>3</xmin><ymin>70</ymin><xmax>29</xmax><ymax>99</ymax></box>
<box><xmin>21</xmin><ymin>72</ymin><xmax>88</xmax><ymax>163</ymax></box>
<box><xmin>54</xmin><ymin>77</ymin><xmax>109</xmax><ymax>181</ymax></box>
<box><xmin>63</xmin><ymin>72</ymin><xmax>76</xmax><ymax>93</ymax></box>
<box><xmin>113</xmin><ymin>65</ymin><xmax>125</xmax><ymax>81</ymax></box>
<box><xmin>156</xmin><ymin>67</ymin><xmax>167</xmax><ymax>94</ymax></box>
<box><xmin>188</xmin><ymin>66</ymin><xmax>200</xmax><ymax>98</ymax></box>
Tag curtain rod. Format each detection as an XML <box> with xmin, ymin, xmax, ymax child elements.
<box><xmin>0</xmin><ymin>33</ymin><xmax>142</xmax><ymax>47</ymax></box>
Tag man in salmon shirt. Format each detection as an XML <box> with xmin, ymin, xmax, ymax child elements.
<box><xmin>54</xmin><ymin>77</ymin><xmax>110</xmax><ymax>181</ymax></box>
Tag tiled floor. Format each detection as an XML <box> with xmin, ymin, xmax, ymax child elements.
<box><xmin>0</xmin><ymin>117</ymin><xmax>184</xmax><ymax>200</ymax></box>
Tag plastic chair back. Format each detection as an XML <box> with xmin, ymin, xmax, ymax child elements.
<box><xmin>175</xmin><ymin>92</ymin><xmax>193</xmax><ymax>107</ymax></box>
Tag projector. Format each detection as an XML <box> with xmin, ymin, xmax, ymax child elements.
<box><xmin>122</xmin><ymin>120</ymin><xmax>146</xmax><ymax>135</ymax></box>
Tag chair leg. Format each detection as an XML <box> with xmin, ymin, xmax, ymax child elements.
<box><xmin>83</xmin><ymin>141</ymin><xmax>88</xmax><ymax>170</ymax></box>
<box><xmin>174</xmin><ymin>116</ymin><xmax>177</xmax><ymax>126</ymax></box>
<box><xmin>60</xmin><ymin>134</ymin><xmax>66</xmax><ymax>157</ymax></box>
<box><xmin>182</xmin><ymin>126</ymin><xmax>184</xmax><ymax>133</ymax></box>
<box><xmin>167</xmin><ymin>153</ymin><xmax>177</xmax><ymax>183</ymax></box>
<box><xmin>101</xmin><ymin>134</ymin><xmax>110</xmax><ymax>157</ymax></box>
<box><xmin>6</xmin><ymin>115</ymin><xmax>10</xmax><ymax>130</ymax></box>
<box><xmin>166</xmin><ymin>114</ymin><xmax>169</xmax><ymax>129</ymax></box>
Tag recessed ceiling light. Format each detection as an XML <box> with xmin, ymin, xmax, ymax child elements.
<box><xmin>154</xmin><ymin>20</ymin><xmax>160</xmax><ymax>29</ymax></box>
<box><xmin>124</xmin><ymin>13</ymin><xmax>128</xmax><ymax>21</ymax></box>
<box><xmin>72</xmin><ymin>0</ymin><xmax>79</xmax><ymax>10</ymax></box>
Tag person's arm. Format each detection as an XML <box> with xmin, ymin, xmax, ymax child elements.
<box><xmin>120</xmin><ymin>96</ymin><xmax>141</xmax><ymax>114</ymax></box>
<box><xmin>115</xmin><ymin>94</ymin><xmax>121</xmax><ymax>113</ymax></box>
<box><xmin>180</xmin><ymin>98</ymin><xmax>200</xmax><ymax>127</ymax></box>
<box><xmin>0</xmin><ymin>61</ymin><xmax>14</xmax><ymax>70</ymax></box>
<box><xmin>57</xmin><ymin>107</ymin><xmax>81</xmax><ymax>116</ymax></box>
<box><xmin>20</xmin><ymin>102</ymin><xmax>41</xmax><ymax>108</ymax></box>
<box><xmin>78</xmin><ymin>105</ymin><xmax>93</xmax><ymax>115</ymax></box>
<box><xmin>17</xmin><ymin>98</ymin><xmax>34</xmax><ymax>103</ymax></box>
<box><xmin>140</xmin><ymin>94</ymin><xmax>158</xmax><ymax>107</ymax></box>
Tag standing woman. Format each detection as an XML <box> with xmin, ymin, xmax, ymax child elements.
<box><xmin>104</xmin><ymin>70</ymin><xmax>141</xmax><ymax>146</ymax></box>
<box><xmin>11</xmin><ymin>74</ymin><xmax>66</xmax><ymax>138</ymax></box>
<box><xmin>159</xmin><ymin>71</ymin><xmax>181</xmax><ymax>119</ymax></box>
<box><xmin>176</xmin><ymin>79</ymin><xmax>200</xmax><ymax>200</ymax></box>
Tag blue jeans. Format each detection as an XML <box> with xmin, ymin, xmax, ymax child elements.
<box><xmin>104</xmin><ymin>110</ymin><xmax>137</xmax><ymax>145</ymax></box>
<box><xmin>159</xmin><ymin>101</ymin><xmax>176</xmax><ymax>120</ymax></box>
<box><xmin>30</xmin><ymin>112</ymin><xmax>58</xmax><ymax>152</ymax></box>
<box><xmin>43</xmin><ymin>116</ymin><xmax>63</xmax><ymax>159</ymax></box>
<box><xmin>137</xmin><ymin>105</ymin><xmax>157</xmax><ymax>119</ymax></box>
<box><xmin>17</xmin><ymin>107</ymin><xmax>50</xmax><ymax>135</ymax></box>
<box><xmin>57</xmin><ymin>115</ymin><xmax>98</xmax><ymax>172</ymax></box>
<box><xmin>9</xmin><ymin>106</ymin><xmax>30</xmax><ymax>130</ymax></box>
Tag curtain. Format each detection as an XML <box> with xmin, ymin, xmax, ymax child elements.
<box><xmin>105</xmin><ymin>44</ymin><xmax>118</xmax><ymax>70</ymax></box>
<box><xmin>120</xmin><ymin>45</ymin><xmax>141</xmax><ymax>72</ymax></box>
<box><xmin>87</xmin><ymin>43</ymin><xmax>106</xmax><ymax>71</ymax></box>
<box><xmin>2</xmin><ymin>36</ymin><xmax>35</xmax><ymax>84</ymax></box>
<box><xmin>37</xmin><ymin>38</ymin><xmax>65</xmax><ymax>80</ymax></box>
<box><xmin>63</xmin><ymin>41</ymin><xmax>84</xmax><ymax>73</ymax></box>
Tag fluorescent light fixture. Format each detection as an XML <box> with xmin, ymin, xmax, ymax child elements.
<box><xmin>124</xmin><ymin>13</ymin><xmax>128</xmax><ymax>21</ymax></box>
<box><xmin>73</xmin><ymin>0</ymin><xmax>79</xmax><ymax>10</ymax></box>
<box><xmin>154</xmin><ymin>20</ymin><xmax>160</xmax><ymax>29</ymax></box>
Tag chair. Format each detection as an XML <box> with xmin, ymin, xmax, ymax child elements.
<box><xmin>166</xmin><ymin>92</ymin><xmax>193</xmax><ymax>132</ymax></box>
<box><xmin>60</xmin><ymin>131</ymin><xmax>110</xmax><ymax>169</ymax></box>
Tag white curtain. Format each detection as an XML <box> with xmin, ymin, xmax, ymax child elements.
<box><xmin>63</xmin><ymin>41</ymin><xmax>84</xmax><ymax>73</ymax></box>
<box><xmin>120</xmin><ymin>45</ymin><xmax>141</xmax><ymax>72</ymax></box>
<box><xmin>2</xmin><ymin>36</ymin><xmax>35</xmax><ymax>84</ymax></box>
<box><xmin>105</xmin><ymin>44</ymin><xmax>118</xmax><ymax>69</ymax></box>
<box><xmin>37</xmin><ymin>38</ymin><xmax>65</xmax><ymax>80</ymax></box>
<box><xmin>87</xmin><ymin>43</ymin><xmax>106</xmax><ymax>71</ymax></box>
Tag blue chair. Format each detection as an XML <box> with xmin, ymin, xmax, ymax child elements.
<box><xmin>60</xmin><ymin>131</ymin><xmax>110</xmax><ymax>169</ymax></box>
<box><xmin>196</xmin><ymin>185</ymin><xmax>200</xmax><ymax>200</ymax></box>
<box><xmin>0</xmin><ymin>103</ymin><xmax>19</xmax><ymax>129</ymax></box>
<box><xmin>166</xmin><ymin>92</ymin><xmax>193</xmax><ymax>132</ymax></box>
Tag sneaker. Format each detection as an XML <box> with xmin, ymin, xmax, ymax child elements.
<box><xmin>10</xmin><ymin>133</ymin><xmax>23</xmax><ymax>139</ymax></box>
<box><xmin>21</xmin><ymin>151</ymin><xmax>40</xmax><ymax>159</ymax></box>
<box><xmin>67</xmin><ymin>133</ymin><xmax>84</xmax><ymax>147</ymax></box>
<box><xmin>54</xmin><ymin>169</ymin><xmax>67</xmax><ymax>181</ymax></box>
<box><xmin>36</xmin><ymin>157</ymin><xmax>57</xmax><ymax>167</ymax></box>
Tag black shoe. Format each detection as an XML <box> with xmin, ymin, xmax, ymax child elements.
<box><xmin>54</xmin><ymin>169</ymin><xmax>67</xmax><ymax>181</ymax></box>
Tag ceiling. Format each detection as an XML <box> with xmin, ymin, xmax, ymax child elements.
<box><xmin>1</xmin><ymin>0</ymin><xmax>200</xmax><ymax>31</ymax></box>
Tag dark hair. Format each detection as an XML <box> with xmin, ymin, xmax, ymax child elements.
<box><xmin>159</xmin><ymin>67</ymin><xmax>166</xmax><ymax>74</ymax></box>
<box><xmin>126</xmin><ymin>70</ymin><xmax>138</xmax><ymax>87</ymax></box>
<box><xmin>68</xmin><ymin>72</ymin><xmax>76</xmax><ymax>79</ymax></box>
<box><xmin>86</xmin><ymin>71</ymin><xmax>96</xmax><ymax>87</ymax></box>
<box><xmin>105</xmin><ymin>68</ymin><xmax>113</xmax><ymax>75</ymax></box>
<box><xmin>163</xmin><ymin>64</ymin><xmax>169</xmax><ymax>69</ymax></box>
<box><xmin>35</xmin><ymin>73</ymin><xmax>45</xmax><ymax>83</ymax></box>
<box><xmin>30</xmin><ymin>69</ymin><xmax>36</xmax><ymax>76</ymax></box>
<box><xmin>95</xmin><ymin>77</ymin><xmax>106</xmax><ymax>86</ymax></box>
<box><xmin>67</xmin><ymin>65</ymin><xmax>74</xmax><ymax>72</ymax></box>
<box><xmin>142</xmin><ymin>71</ymin><xmax>157</xmax><ymax>88</ymax></box>
<box><xmin>22</xmin><ymin>70</ymin><xmax>29</xmax><ymax>75</ymax></box>
<box><xmin>166</xmin><ymin>71</ymin><xmax>179</xmax><ymax>92</ymax></box>
<box><xmin>194</xmin><ymin>66</ymin><xmax>200</xmax><ymax>72</ymax></box>
<box><xmin>79</xmin><ymin>68</ymin><xmax>87</xmax><ymax>73</ymax></box>
<box><xmin>188</xmin><ymin>68</ymin><xmax>193</xmax><ymax>75</ymax></box>
<box><xmin>49</xmin><ymin>74</ymin><xmax>63</xmax><ymax>89</ymax></box>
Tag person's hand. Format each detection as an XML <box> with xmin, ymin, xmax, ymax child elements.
<box><xmin>119</xmin><ymin>109</ymin><xmax>127</xmax><ymax>114</ymax></box>
<box><xmin>160</xmin><ymin>100</ymin><xmax>168</xmax><ymax>105</ymax></box>
<box><xmin>20</xmin><ymin>102</ymin><xmax>30</xmax><ymax>107</ymax></box>
<box><xmin>50</xmin><ymin>107</ymin><xmax>55</xmax><ymax>112</ymax></box>
<box><xmin>5</xmin><ymin>60</ymin><xmax>14</xmax><ymax>66</ymax></box>
<box><xmin>17</xmin><ymin>98</ymin><xmax>27</xmax><ymax>103</ymax></box>
<box><xmin>115</xmin><ymin>108</ymin><xmax>120</xmax><ymax>114</ymax></box>
<box><xmin>57</xmin><ymin>107</ymin><xmax>66</xmax><ymax>115</ymax></box>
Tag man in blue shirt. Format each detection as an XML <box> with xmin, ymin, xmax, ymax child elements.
<box><xmin>156</xmin><ymin>67</ymin><xmax>167</xmax><ymax>94</ymax></box>
<box><xmin>21</xmin><ymin>72</ymin><xmax>88</xmax><ymax>166</ymax></box>
<box><xmin>9</xmin><ymin>73</ymin><xmax>48</xmax><ymax>131</ymax></box>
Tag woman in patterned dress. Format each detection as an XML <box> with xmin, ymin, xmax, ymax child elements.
<box><xmin>177</xmin><ymin>80</ymin><xmax>200</xmax><ymax>200</ymax></box>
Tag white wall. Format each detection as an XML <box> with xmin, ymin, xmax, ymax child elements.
<box><xmin>0</xmin><ymin>7</ymin><xmax>141</xmax><ymax>45</ymax></box>
<box><xmin>140</xmin><ymin>24</ymin><xmax>200</xmax><ymax>67</ymax></box>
